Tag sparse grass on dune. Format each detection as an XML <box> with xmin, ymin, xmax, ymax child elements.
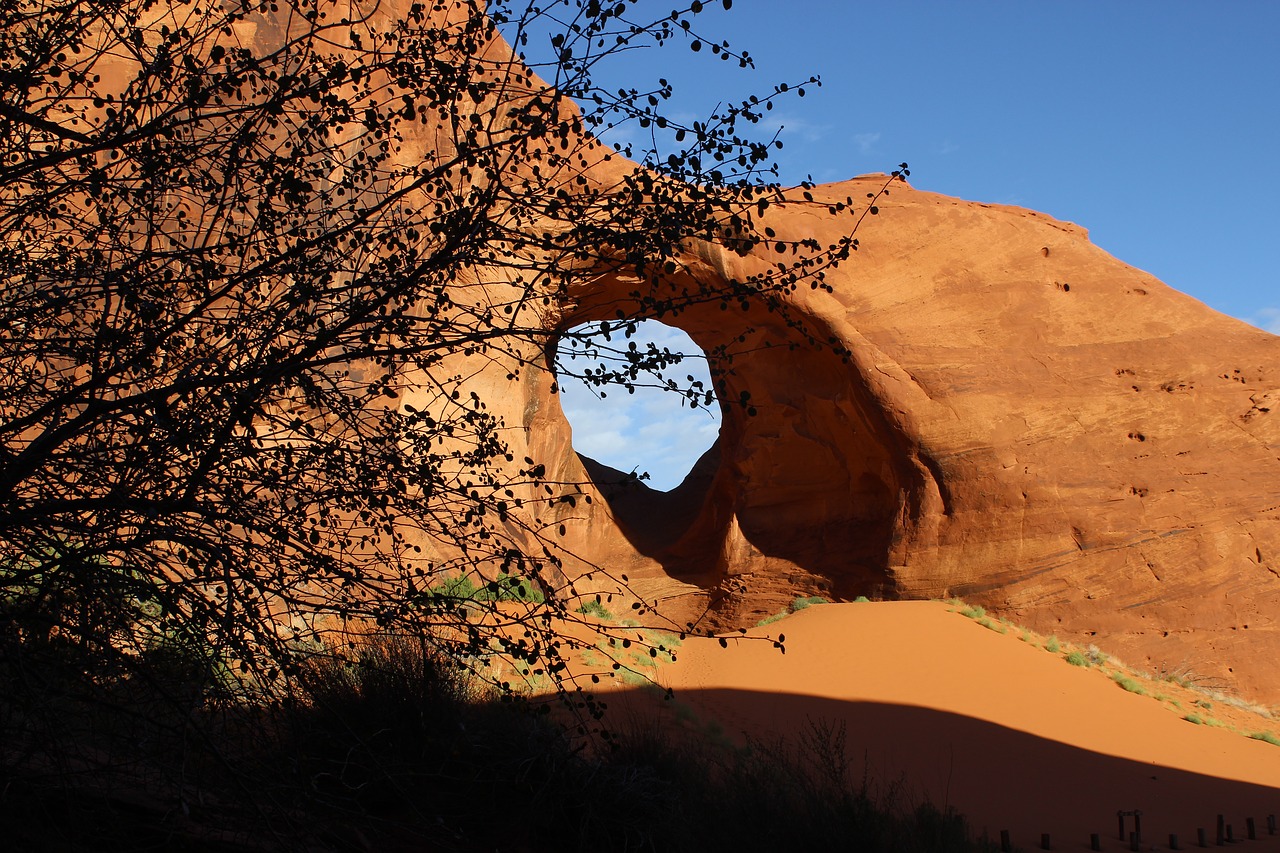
<box><xmin>1112</xmin><ymin>672</ymin><xmax>1147</xmax><ymax>695</ymax></box>
<box><xmin>576</xmin><ymin>598</ymin><xmax>614</xmax><ymax>620</ymax></box>
<box><xmin>946</xmin><ymin>596</ymin><xmax>1280</xmax><ymax>744</ymax></box>
<box><xmin>756</xmin><ymin>594</ymin><xmax>832</xmax><ymax>627</ymax></box>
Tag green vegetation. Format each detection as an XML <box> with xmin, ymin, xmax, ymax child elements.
<box><xmin>577</xmin><ymin>599</ymin><xmax>614</xmax><ymax>620</ymax></box>
<box><xmin>854</xmin><ymin>595</ymin><xmax>871</xmax><ymax>603</ymax></box>
<box><xmin>1112</xmin><ymin>673</ymin><xmax>1148</xmax><ymax>695</ymax></box>
<box><xmin>427</xmin><ymin>572</ymin><xmax>545</xmax><ymax>604</ymax></box>
<box><xmin>1085</xmin><ymin>645</ymin><xmax>1110</xmax><ymax>666</ymax></box>
<box><xmin>1249</xmin><ymin>731</ymin><xmax>1280</xmax><ymax>746</ymax></box>
<box><xmin>940</xmin><ymin>595</ymin><xmax>1278</xmax><ymax>746</ymax></box>
<box><xmin>955</xmin><ymin>604</ymin><xmax>1008</xmax><ymax>634</ymax></box>
<box><xmin>756</xmin><ymin>594</ymin><xmax>831</xmax><ymax>626</ymax></box>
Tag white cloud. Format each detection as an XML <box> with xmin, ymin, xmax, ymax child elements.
<box><xmin>853</xmin><ymin>132</ymin><xmax>881</xmax><ymax>153</ymax></box>
<box><xmin>770</xmin><ymin>114</ymin><xmax>830</xmax><ymax>144</ymax></box>
<box><xmin>554</xmin><ymin>320</ymin><xmax>721</xmax><ymax>491</ymax></box>
<box><xmin>1245</xmin><ymin>307</ymin><xmax>1280</xmax><ymax>335</ymax></box>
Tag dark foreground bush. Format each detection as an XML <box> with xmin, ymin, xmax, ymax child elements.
<box><xmin>2</xmin><ymin>634</ymin><xmax>980</xmax><ymax>852</ymax></box>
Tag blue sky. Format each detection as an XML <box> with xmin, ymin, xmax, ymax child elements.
<box><xmin>548</xmin><ymin>1</ymin><xmax>1280</xmax><ymax>488</ymax></box>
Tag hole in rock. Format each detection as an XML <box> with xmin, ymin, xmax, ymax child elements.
<box><xmin>552</xmin><ymin>319</ymin><xmax>721</xmax><ymax>492</ymax></box>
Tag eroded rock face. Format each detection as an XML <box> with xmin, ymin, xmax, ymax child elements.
<box><xmin>306</xmin><ymin>4</ymin><xmax>1280</xmax><ymax>701</ymax></box>
<box><xmin>501</xmin><ymin>177</ymin><xmax>1280</xmax><ymax>701</ymax></box>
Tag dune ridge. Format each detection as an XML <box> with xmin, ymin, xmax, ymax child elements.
<box><xmin>622</xmin><ymin>601</ymin><xmax>1280</xmax><ymax>848</ymax></box>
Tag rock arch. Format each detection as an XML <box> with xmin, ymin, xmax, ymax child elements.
<box><xmin>513</xmin><ymin>176</ymin><xmax>1280</xmax><ymax>700</ymax></box>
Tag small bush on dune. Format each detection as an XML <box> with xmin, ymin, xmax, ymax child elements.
<box><xmin>1085</xmin><ymin>644</ymin><xmax>1110</xmax><ymax>666</ymax></box>
<box><xmin>577</xmin><ymin>599</ymin><xmax>613</xmax><ymax>620</ymax></box>
<box><xmin>1112</xmin><ymin>673</ymin><xmax>1147</xmax><ymax>695</ymax></box>
<box><xmin>426</xmin><ymin>572</ymin><xmax>545</xmax><ymax>604</ymax></box>
<box><xmin>1249</xmin><ymin>731</ymin><xmax>1280</xmax><ymax>746</ymax></box>
<box><xmin>1045</xmin><ymin>635</ymin><xmax>1062</xmax><ymax>654</ymax></box>
<box><xmin>755</xmin><ymin>594</ymin><xmax>830</xmax><ymax>626</ymax></box>
<box><xmin>1065</xmin><ymin>650</ymin><xmax>1089</xmax><ymax>667</ymax></box>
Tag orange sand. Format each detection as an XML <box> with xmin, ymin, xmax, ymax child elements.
<box><xmin>634</xmin><ymin>601</ymin><xmax>1280</xmax><ymax>850</ymax></box>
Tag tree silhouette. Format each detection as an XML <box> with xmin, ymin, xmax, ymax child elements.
<box><xmin>0</xmin><ymin>0</ymin><xmax>897</xmax><ymax>729</ymax></box>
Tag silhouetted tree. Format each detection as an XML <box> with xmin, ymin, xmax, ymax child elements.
<box><xmin>0</xmin><ymin>0</ymin><xmax>900</xmax><ymax>730</ymax></box>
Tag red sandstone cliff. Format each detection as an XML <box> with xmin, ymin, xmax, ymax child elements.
<box><xmin>479</xmin><ymin>176</ymin><xmax>1280</xmax><ymax>701</ymax></box>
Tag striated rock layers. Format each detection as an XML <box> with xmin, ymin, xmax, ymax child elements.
<box><xmin>476</xmin><ymin>176</ymin><xmax>1280</xmax><ymax>701</ymax></box>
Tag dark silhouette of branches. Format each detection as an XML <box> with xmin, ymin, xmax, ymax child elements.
<box><xmin>0</xmin><ymin>0</ymin><xmax>896</xmax><ymax>779</ymax></box>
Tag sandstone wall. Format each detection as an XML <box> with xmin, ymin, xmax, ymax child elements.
<box><xmin>513</xmin><ymin>177</ymin><xmax>1280</xmax><ymax>701</ymax></box>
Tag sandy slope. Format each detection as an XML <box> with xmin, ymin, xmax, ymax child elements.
<box><xmin>641</xmin><ymin>601</ymin><xmax>1280</xmax><ymax>850</ymax></box>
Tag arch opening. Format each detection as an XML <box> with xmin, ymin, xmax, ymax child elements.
<box><xmin>546</xmin><ymin>286</ymin><xmax>913</xmax><ymax>615</ymax></box>
<box><xmin>552</xmin><ymin>319</ymin><xmax>721</xmax><ymax>493</ymax></box>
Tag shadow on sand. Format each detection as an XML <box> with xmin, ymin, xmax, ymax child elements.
<box><xmin>603</xmin><ymin>685</ymin><xmax>1280</xmax><ymax>851</ymax></box>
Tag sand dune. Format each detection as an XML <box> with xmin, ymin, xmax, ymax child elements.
<box><xmin>640</xmin><ymin>601</ymin><xmax>1280</xmax><ymax>850</ymax></box>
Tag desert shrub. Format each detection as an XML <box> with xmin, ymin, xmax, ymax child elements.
<box><xmin>1248</xmin><ymin>731</ymin><xmax>1280</xmax><ymax>746</ymax></box>
<box><xmin>960</xmin><ymin>605</ymin><xmax>986</xmax><ymax>620</ymax></box>
<box><xmin>1065</xmin><ymin>650</ymin><xmax>1089</xmax><ymax>667</ymax></box>
<box><xmin>636</xmin><ymin>630</ymin><xmax>682</xmax><ymax>665</ymax></box>
<box><xmin>854</xmin><ymin>596</ymin><xmax>871</xmax><ymax>603</ymax></box>
<box><xmin>1085</xmin><ymin>644</ymin><xmax>1110</xmax><ymax>666</ymax></box>
<box><xmin>1045</xmin><ymin>635</ymin><xmax>1062</xmax><ymax>654</ymax></box>
<box><xmin>577</xmin><ymin>599</ymin><xmax>614</xmax><ymax>620</ymax></box>
<box><xmin>756</xmin><ymin>595</ymin><xmax>830</xmax><ymax>626</ymax></box>
<box><xmin>1112</xmin><ymin>673</ymin><xmax>1147</xmax><ymax>695</ymax></box>
<box><xmin>427</xmin><ymin>572</ymin><xmax>545</xmax><ymax>604</ymax></box>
